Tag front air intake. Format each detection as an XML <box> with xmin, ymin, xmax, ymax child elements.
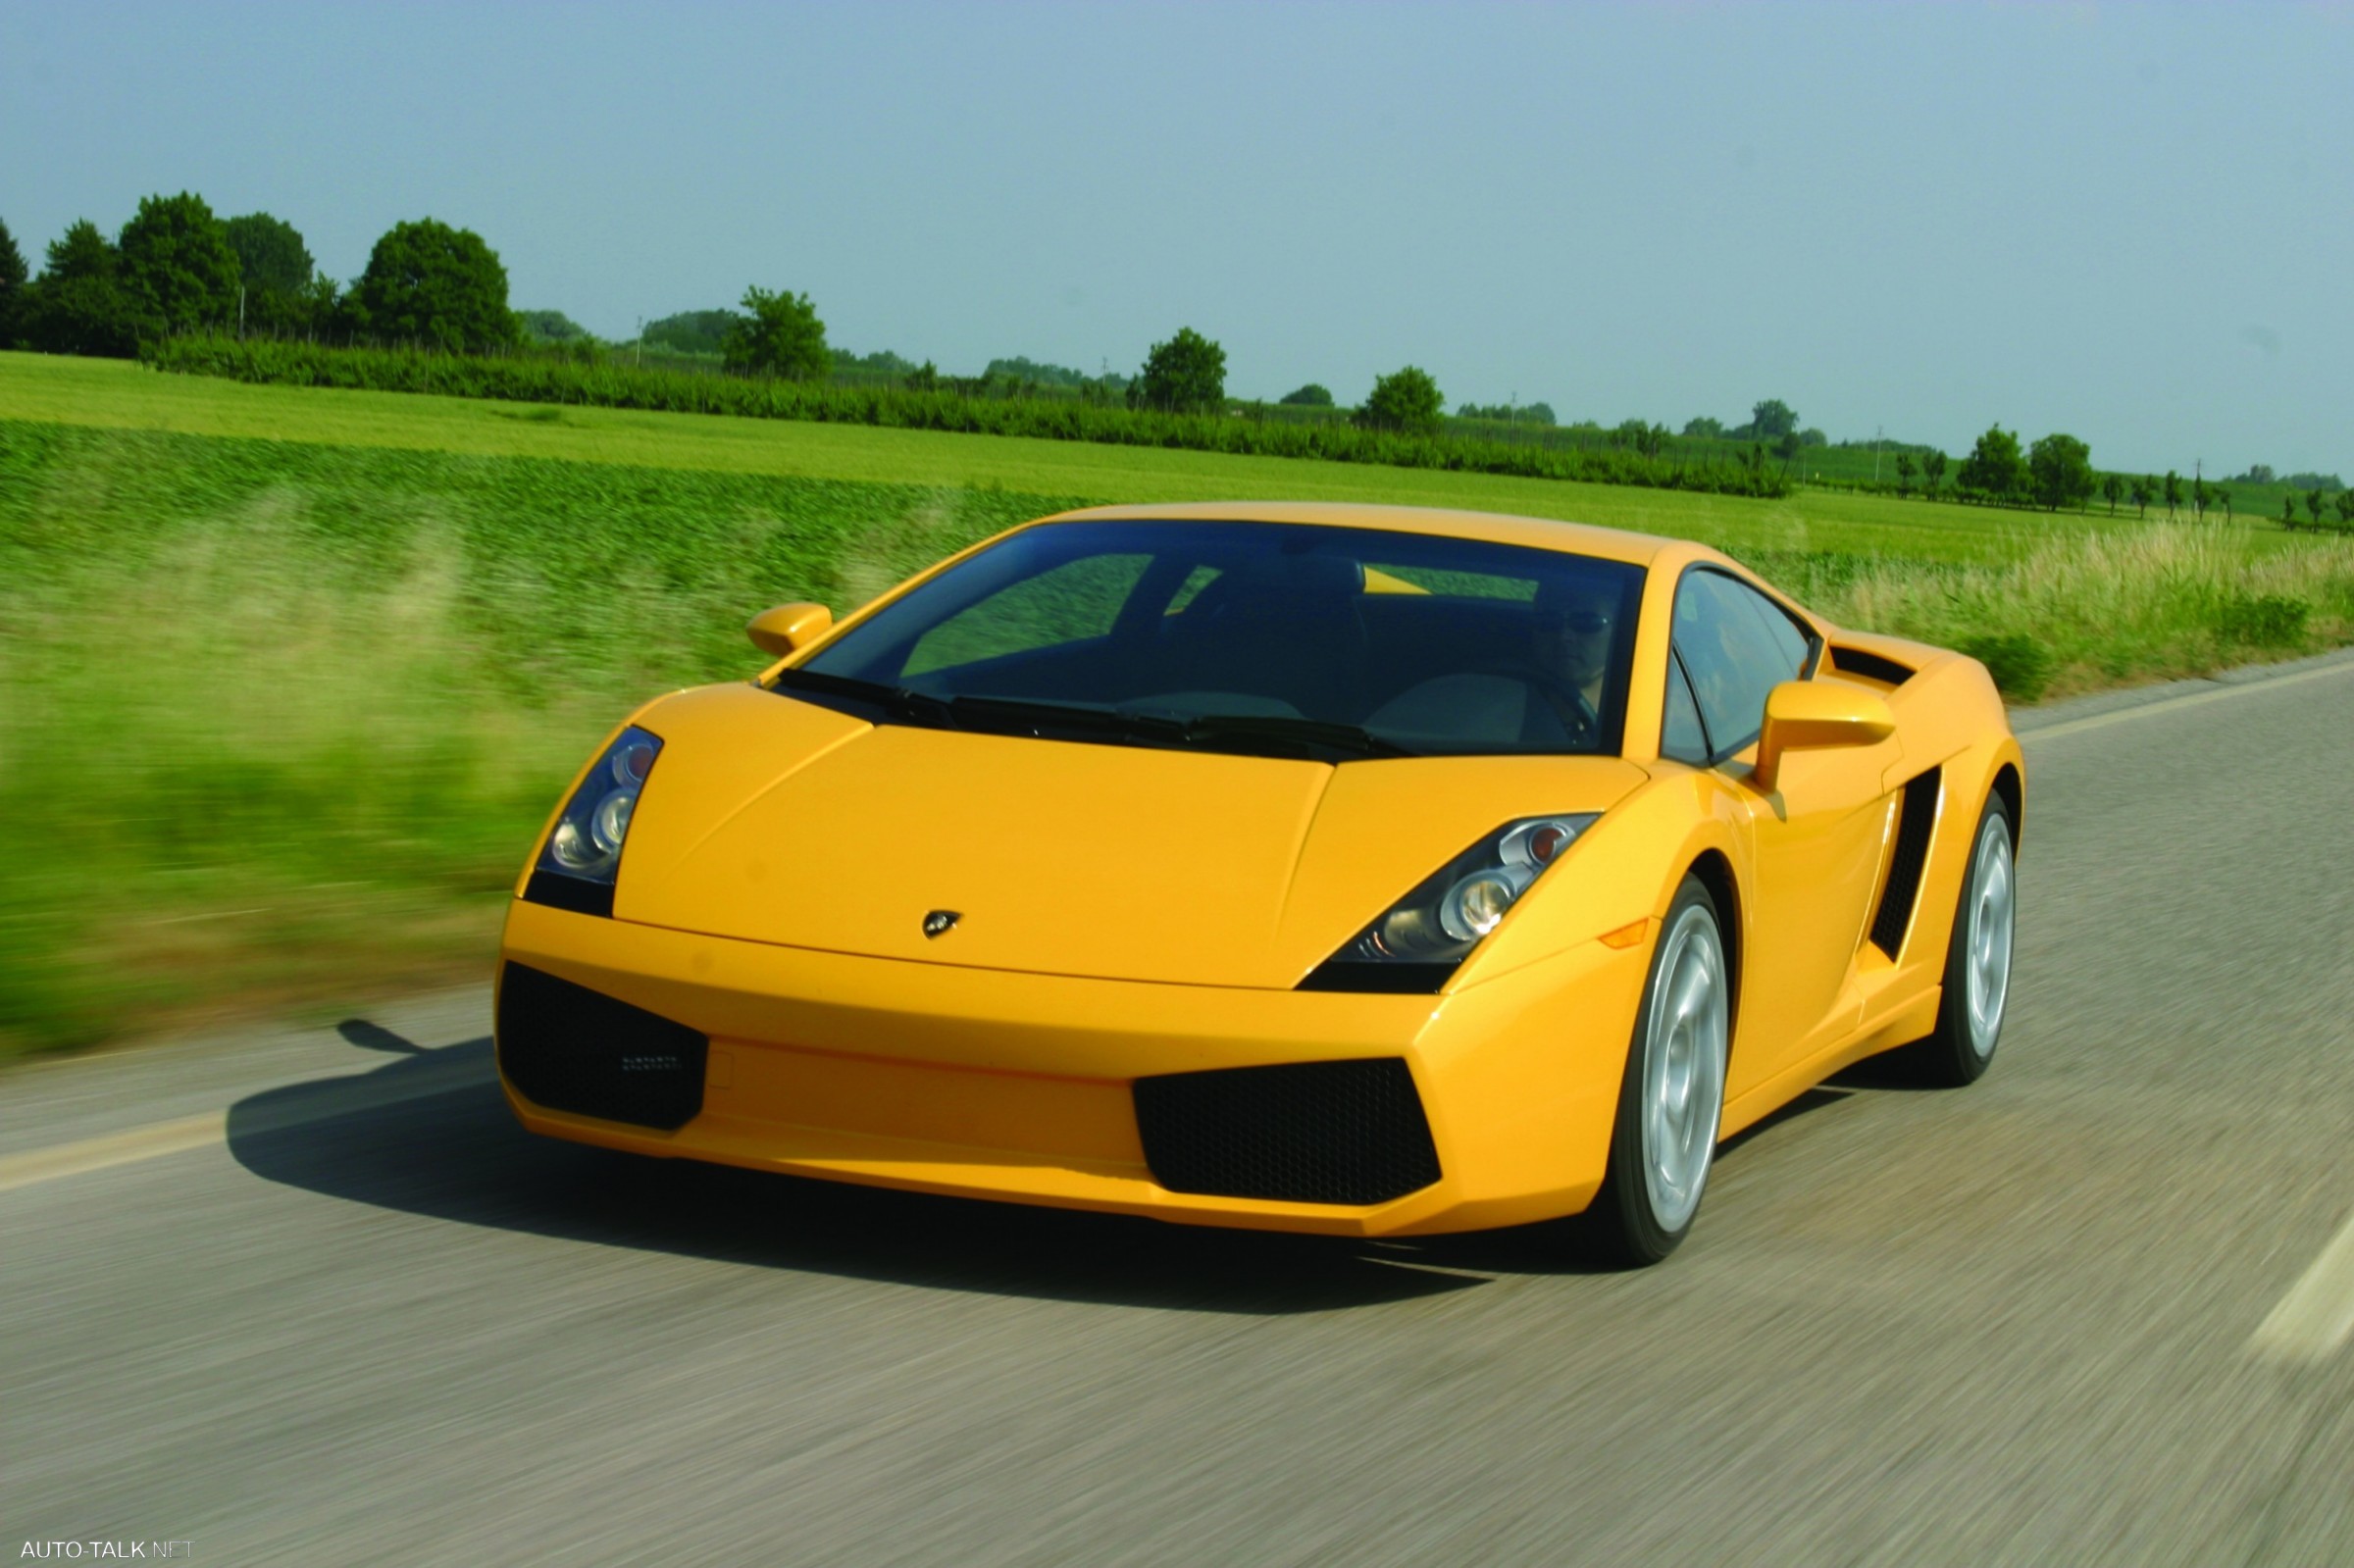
<box><xmin>1133</xmin><ymin>1058</ymin><xmax>1442</xmax><ymax>1205</ymax></box>
<box><xmin>497</xmin><ymin>962</ymin><xmax>708</xmax><ymax>1130</ymax></box>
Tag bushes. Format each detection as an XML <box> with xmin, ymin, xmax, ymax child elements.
<box><xmin>1958</xmin><ymin>634</ymin><xmax>2056</xmax><ymax>702</ymax></box>
<box><xmin>2215</xmin><ymin>593</ymin><xmax>2309</xmax><ymax>647</ymax></box>
<box><xmin>141</xmin><ymin>336</ymin><xmax>1793</xmax><ymax>500</ymax></box>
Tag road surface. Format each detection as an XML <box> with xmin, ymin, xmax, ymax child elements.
<box><xmin>6</xmin><ymin>652</ymin><xmax>2353</xmax><ymax>1566</ymax></box>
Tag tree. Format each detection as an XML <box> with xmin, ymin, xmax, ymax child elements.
<box><xmin>223</xmin><ymin>213</ymin><xmax>314</xmax><ymax>299</ymax></box>
<box><xmin>1279</xmin><ymin>383</ymin><xmax>1334</xmax><ymax>407</ymax></box>
<box><xmin>640</xmin><ymin>309</ymin><xmax>739</xmax><ymax>356</ymax></box>
<box><xmin>223</xmin><ymin>213</ymin><xmax>328</xmax><ymax>336</ymax></box>
<box><xmin>21</xmin><ymin>220</ymin><xmax>138</xmax><ymax>356</ymax></box>
<box><xmin>2026</xmin><ymin>432</ymin><xmax>2095</xmax><ymax>511</ymax></box>
<box><xmin>1774</xmin><ymin>430</ymin><xmax>1804</xmax><ymax>470</ymax></box>
<box><xmin>1612</xmin><ymin>417</ymin><xmax>1668</xmax><ymax>456</ymax></box>
<box><xmin>1683</xmin><ymin>415</ymin><xmax>1724</xmax><ymax>438</ymax></box>
<box><xmin>1130</xmin><ymin>327</ymin><xmax>1226</xmax><ymax>414</ymax></box>
<box><xmin>518</xmin><ymin>309</ymin><xmax>592</xmax><ymax>342</ymax></box>
<box><xmin>1458</xmin><ymin>400</ymin><xmax>1556</xmax><ymax>425</ymax></box>
<box><xmin>2163</xmin><ymin>470</ymin><xmax>2182</xmax><ymax>520</ymax></box>
<box><xmin>2334</xmin><ymin>491</ymin><xmax>2354</xmax><ymax>529</ymax></box>
<box><xmin>2281</xmin><ymin>494</ymin><xmax>2298</xmax><ymax>529</ymax></box>
<box><xmin>0</xmin><ymin>218</ymin><xmax>25</xmax><ymax>343</ymax></box>
<box><xmin>720</xmin><ymin>286</ymin><xmax>829</xmax><ymax>379</ymax></box>
<box><xmin>2306</xmin><ymin>488</ymin><xmax>2328</xmax><ymax>527</ymax></box>
<box><xmin>1956</xmin><ymin>426</ymin><xmax>2026</xmax><ymax>501</ymax></box>
<box><xmin>1749</xmin><ymin>399</ymin><xmax>1799</xmax><ymax>439</ymax></box>
<box><xmin>347</xmin><ymin>218</ymin><xmax>520</xmax><ymax>352</ymax></box>
<box><xmin>2100</xmin><ymin>473</ymin><xmax>2123</xmax><ymax>514</ymax></box>
<box><xmin>1355</xmin><ymin>366</ymin><xmax>1445</xmax><ymax>433</ymax></box>
<box><xmin>116</xmin><ymin>191</ymin><xmax>241</xmax><ymax>340</ymax></box>
<box><xmin>1921</xmin><ymin>449</ymin><xmax>1948</xmax><ymax>500</ymax></box>
<box><xmin>2191</xmin><ymin>476</ymin><xmax>2211</xmax><ymax>521</ymax></box>
<box><xmin>1894</xmin><ymin>452</ymin><xmax>1918</xmax><ymax>495</ymax></box>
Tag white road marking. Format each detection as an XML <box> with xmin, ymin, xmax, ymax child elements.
<box><xmin>0</xmin><ymin>1111</ymin><xmax>227</xmax><ymax>1193</ymax></box>
<box><xmin>2021</xmin><ymin>657</ymin><xmax>2354</xmax><ymax>743</ymax></box>
<box><xmin>0</xmin><ymin>1059</ymin><xmax>492</xmax><ymax>1195</ymax></box>
<box><xmin>2251</xmin><ymin>1208</ymin><xmax>2354</xmax><ymax>1364</ymax></box>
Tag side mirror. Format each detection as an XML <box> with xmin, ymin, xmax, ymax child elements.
<box><xmin>1752</xmin><ymin>680</ymin><xmax>1894</xmax><ymax>792</ymax></box>
<box><xmin>746</xmin><ymin>602</ymin><xmax>834</xmax><ymax>659</ymax></box>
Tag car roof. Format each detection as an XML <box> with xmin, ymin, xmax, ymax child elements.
<box><xmin>1032</xmin><ymin>501</ymin><xmax>1683</xmax><ymax>568</ymax></box>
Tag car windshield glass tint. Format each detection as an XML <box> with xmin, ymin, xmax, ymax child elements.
<box><xmin>793</xmin><ymin>521</ymin><xmax>1646</xmax><ymax>759</ymax></box>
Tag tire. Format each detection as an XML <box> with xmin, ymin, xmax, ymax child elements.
<box><xmin>1900</xmin><ymin>792</ymin><xmax>2017</xmax><ymax>1087</ymax></box>
<box><xmin>1582</xmin><ymin>876</ymin><xmax>1731</xmax><ymax>1266</ymax></box>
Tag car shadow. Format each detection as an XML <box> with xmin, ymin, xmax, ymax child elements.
<box><xmin>228</xmin><ymin>1027</ymin><xmax>1525</xmax><ymax>1316</ymax></box>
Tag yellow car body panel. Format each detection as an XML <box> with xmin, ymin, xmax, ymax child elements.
<box><xmin>497</xmin><ymin>501</ymin><xmax>2022</xmax><ymax>1237</ymax></box>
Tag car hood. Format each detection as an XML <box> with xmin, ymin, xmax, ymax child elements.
<box><xmin>612</xmin><ymin>683</ymin><xmax>1648</xmax><ymax>988</ymax></box>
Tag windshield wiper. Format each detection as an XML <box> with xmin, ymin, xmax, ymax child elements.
<box><xmin>953</xmin><ymin>700</ymin><xmax>1414</xmax><ymax>759</ymax></box>
<box><xmin>947</xmin><ymin>695</ymin><xmax>1186</xmax><ymax>742</ymax></box>
<box><xmin>1174</xmin><ymin>714</ymin><xmax>1417</xmax><ymax>759</ymax></box>
<box><xmin>769</xmin><ymin>668</ymin><xmax>952</xmax><ymax>726</ymax></box>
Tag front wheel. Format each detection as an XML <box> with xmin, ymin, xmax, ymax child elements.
<box><xmin>1582</xmin><ymin>876</ymin><xmax>1730</xmax><ymax>1266</ymax></box>
<box><xmin>1900</xmin><ymin>793</ymin><xmax>2017</xmax><ymax>1087</ymax></box>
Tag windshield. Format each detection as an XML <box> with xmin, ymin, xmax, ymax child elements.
<box><xmin>790</xmin><ymin>520</ymin><xmax>1646</xmax><ymax>759</ymax></box>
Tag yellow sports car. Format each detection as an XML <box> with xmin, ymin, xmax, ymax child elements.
<box><xmin>496</xmin><ymin>502</ymin><xmax>2022</xmax><ymax>1263</ymax></box>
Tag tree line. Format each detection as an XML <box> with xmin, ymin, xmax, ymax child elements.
<box><xmin>4</xmin><ymin>197</ymin><xmax>2336</xmax><ymax>527</ymax></box>
<box><xmin>0</xmin><ymin>198</ymin><xmax>518</xmax><ymax>356</ymax></box>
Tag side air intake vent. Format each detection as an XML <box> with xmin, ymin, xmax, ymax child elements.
<box><xmin>1134</xmin><ymin>1058</ymin><xmax>1442</xmax><ymax>1206</ymax></box>
<box><xmin>497</xmin><ymin>962</ymin><xmax>708</xmax><ymax>1130</ymax></box>
<box><xmin>1831</xmin><ymin>645</ymin><xmax>1916</xmax><ymax>687</ymax></box>
<box><xmin>1868</xmin><ymin>766</ymin><xmax>1942</xmax><ymax>958</ymax></box>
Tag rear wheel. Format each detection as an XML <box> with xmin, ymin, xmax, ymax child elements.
<box><xmin>1901</xmin><ymin>793</ymin><xmax>2017</xmax><ymax>1087</ymax></box>
<box><xmin>1582</xmin><ymin>876</ymin><xmax>1729</xmax><ymax>1266</ymax></box>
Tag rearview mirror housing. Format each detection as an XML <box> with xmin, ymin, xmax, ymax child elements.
<box><xmin>1753</xmin><ymin>680</ymin><xmax>1894</xmax><ymax>791</ymax></box>
<box><xmin>746</xmin><ymin>602</ymin><xmax>834</xmax><ymax>659</ymax></box>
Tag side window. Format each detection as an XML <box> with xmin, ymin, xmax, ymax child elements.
<box><xmin>1670</xmin><ymin>571</ymin><xmax>1813</xmax><ymax>758</ymax></box>
<box><xmin>904</xmin><ymin>553</ymin><xmax>1151</xmax><ymax>676</ymax></box>
<box><xmin>1661</xmin><ymin>650</ymin><xmax>1710</xmax><ymax>764</ymax></box>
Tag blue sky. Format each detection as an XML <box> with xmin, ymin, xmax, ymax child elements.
<box><xmin>5</xmin><ymin>1</ymin><xmax>2348</xmax><ymax>476</ymax></box>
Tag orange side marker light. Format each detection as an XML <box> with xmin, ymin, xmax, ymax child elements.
<box><xmin>1599</xmin><ymin>917</ymin><xmax>1651</xmax><ymax>950</ymax></box>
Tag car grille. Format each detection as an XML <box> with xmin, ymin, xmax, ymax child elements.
<box><xmin>496</xmin><ymin>962</ymin><xmax>708</xmax><ymax>1131</ymax></box>
<box><xmin>1133</xmin><ymin>1058</ymin><xmax>1442</xmax><ymax>1205</ymax></box>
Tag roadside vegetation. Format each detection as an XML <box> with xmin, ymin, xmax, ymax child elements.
<box><xmin>1</xmin><ymin>188</ymin><xmax>2346</xmax><ymax>1056</ymax></box>
<box><xmin>4</xmin><ymin>378</ymin><xmax>2351</xmax><ymax>1058</ymax></box>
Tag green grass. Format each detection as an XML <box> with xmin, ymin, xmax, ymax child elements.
<box><xmin>7</xmin><ymin>351</ymin><xmax>2298</xmax><ymax>566</ymax></box>
<box><xmin>2</xmin><ymin>352</ymin><xmax>2350</xmax><ymax>1057</ymax></box>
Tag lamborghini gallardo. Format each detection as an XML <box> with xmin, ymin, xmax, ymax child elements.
<box><xmin>496</xmin><ymin>503</ymin><xmax>2022</xmax><ymax>1263</ymax></box>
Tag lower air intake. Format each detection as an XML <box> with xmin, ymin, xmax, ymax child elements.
<box><xmin>497</xmin><ymin>962</ymin><xmax>708</xmax><ymax>1131</ymax></box>
<box><xmin>1133</xmin><ymin>1058</ymin><xmax>1442</xmax><ymax>1205</ymax></box>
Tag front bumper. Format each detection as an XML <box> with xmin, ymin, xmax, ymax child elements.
<box><xmin>496</xmin><ymin>898</ymin><xmax>1651</xmax><ymax>1237</ymax></box>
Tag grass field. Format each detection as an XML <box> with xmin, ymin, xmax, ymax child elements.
<box><xmin>7</xmin><ymin>352</ymin><xmax>2269</xmax><ymax>566</ymax></box>
<box><xmin>3</xmin><ymin>350</ymin><xmax>2350</xmax><ymax>1055</ymax></box>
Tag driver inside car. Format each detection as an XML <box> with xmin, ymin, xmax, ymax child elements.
<box><xmin>1524</xmin><ymin>577</ymin><xmax>1616</xmax><ymax>741</ymax></box>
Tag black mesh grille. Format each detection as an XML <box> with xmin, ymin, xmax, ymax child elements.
<box><xmin>1869</xmin><ymin>766</ymin><xmax>1942</xmax><ymax>958</ymax></box>
<box><xmin>1133</xmin><ymin>1059</ymin><xmax>1441</xmax><ymax>1205</ymax></box>
<box><xmin>497</xmin><ymin>962</ymin><xmax>708</xmax><ymax>1130</ymax></box>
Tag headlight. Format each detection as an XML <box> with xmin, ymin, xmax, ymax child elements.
<box><xmin>534</xmin><ymin>727</ymin><xmax>662</xmax><ymax>893</ymax></box>
<box><xmin>1304</xmin><ymin>814</ymin><xmax>1599</xmax><ymax>990</ymax></box>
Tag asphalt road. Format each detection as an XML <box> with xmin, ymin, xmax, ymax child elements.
<box><xmin>7</xmin><ymin>653</ymin><xmax>2353</xmax><ymax>1567</ymax></box>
